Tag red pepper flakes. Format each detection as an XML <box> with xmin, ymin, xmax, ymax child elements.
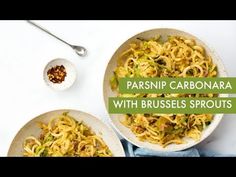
<box><xmin>47</xmin><ymin>65</ymin><xmax>67</xmax><ymax>84</ymax></box>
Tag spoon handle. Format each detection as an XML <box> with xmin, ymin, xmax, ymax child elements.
<box><xmin>27</xmin><ymin>20</ymin><xmax>72</xmax><ymax>47</ymax></box>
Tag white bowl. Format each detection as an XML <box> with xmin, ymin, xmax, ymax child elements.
<box><xmin>8</xmin><ymin>109</ymin><xmax>125</xmax><ymax>156</ymax></box>
<box><xmin>43</xmin><ymin>58</ymin><xmax>77</xmax><ymax>91</ymax></box>
<box><xmin>103</xmin><ymin>28</ymin><xmax>228</xmax><ymax>152</ymax></box>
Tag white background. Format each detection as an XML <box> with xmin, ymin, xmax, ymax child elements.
<box><xmin>0</xmin><ymin>20</ymin><xmax>236</xmax><ymax>156</ymax></box>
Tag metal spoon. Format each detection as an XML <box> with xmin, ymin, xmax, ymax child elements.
<box><xmin>27</xmin><ymin>20</ymin><xmax>87</xmax><ymax>57</ymax></box>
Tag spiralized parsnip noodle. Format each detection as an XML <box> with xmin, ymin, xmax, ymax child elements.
<box><xmin>23</xmin><ymin>112</ymin><xmax>112</xmax><ymax>157</ymax></box>
<box><xmin>110</xmin><ymin>35</ymin><xmax>217</xmax><ymax>147</ymax></box>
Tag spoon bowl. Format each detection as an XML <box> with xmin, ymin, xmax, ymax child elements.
<box><xmin>72</xmin><ymin>45</ymin><xmax>87</xmax><ymax>57</ymax></box>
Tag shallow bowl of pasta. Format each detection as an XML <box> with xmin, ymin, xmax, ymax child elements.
<box><xmin>8</xmin><ymin>109</ymin><xmax>125</xmax><ymax>156</ymax></box>
<box><xmin>103</xmin><ymin>28</ymin><xmax>228</xmax><ymax>152</ymax></box>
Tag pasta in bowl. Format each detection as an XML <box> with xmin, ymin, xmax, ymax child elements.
<box><xmin>8</xmin><ymin>110</ymin><xmax>125</xmax><ymax>156</ymax></box>
<box><xmin>103</xmin><ymin>28</ymin><xmax>228</xmax><ymax>151</ymax></box>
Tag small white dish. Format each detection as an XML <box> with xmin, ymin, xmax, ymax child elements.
<box><xmin>43</xmin><ymin>58</ymin><xmax>77</xmax><ymax>91</ymax></box>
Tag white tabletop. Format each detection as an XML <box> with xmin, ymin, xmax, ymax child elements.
<box><xmin>0</xmin><ymin>20</ymin><xmax>236</xmax><ymax>156</ymax></box>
